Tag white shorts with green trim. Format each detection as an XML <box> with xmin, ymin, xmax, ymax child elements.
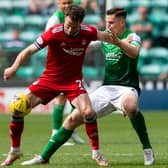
<box><xmin>89</xmin><ymin>85</ymin><xmax>138</xmax><ymax>118</ymax></box>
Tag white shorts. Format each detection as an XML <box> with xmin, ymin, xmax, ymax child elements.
<box><xmin>89</xmin><ymin>85</ymin><xmax>138</xmax><ymax>118</ymax></box>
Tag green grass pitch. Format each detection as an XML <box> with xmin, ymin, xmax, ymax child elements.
<box><xmin>0</xmin><ymin>111</ymin><xmax>168</xmax><ymax>168</ymax></box>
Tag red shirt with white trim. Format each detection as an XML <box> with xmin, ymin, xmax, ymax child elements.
<box><xmin>34</xmin><ymin>23</ymin><xmax>98</xmax><ymax>83</ymax></box>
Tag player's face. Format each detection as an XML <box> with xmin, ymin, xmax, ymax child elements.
<box><xmin>64</xmin><ymin>16</ymin><xmax>81</xmax><ymax>36</ymax></box>
<box><xmin>106</xmin><ymin>14</ymin><xmax>125</xmax><ymax>36</ymax></box>
<box><xmin>58</xmin><ymin>0</ymin><xmax>73</xmax><ymax>13</ymax></box>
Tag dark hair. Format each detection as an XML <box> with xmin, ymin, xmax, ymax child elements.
<box><xmin>64</xmin><ymin>4</ymin><xmax>85</xmax><ymax>22</ymax></box>
<box><xmin>106</xmin><ymin>7</ymin><xmax>127</xmax><ymax>19</ymax></box>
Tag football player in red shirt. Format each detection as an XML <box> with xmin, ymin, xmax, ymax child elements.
<box><xmin>45</xmin><ymin>0</ymin><xmax>85</xmax><ymax>146</ymax></box>
<box><xmin>1</xmin><ymin>5</ymin><xmax>116</xmax><ymax>166</ymax></box>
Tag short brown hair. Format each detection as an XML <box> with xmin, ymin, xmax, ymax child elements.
<box><xmin>64</xmin><ymin>4</ymin><xmax>85</xmax><ymax>22</ymax></box>
<box><xmin>106</xmin><ymin>7</ymin><xmax>127</xmax><ymax>19</ymax></box>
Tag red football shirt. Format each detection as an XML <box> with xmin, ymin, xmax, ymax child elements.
<box><xmin>34</xmin><ymin>23</ymin><xmax>98</xmax><ymax>83</ymax></box>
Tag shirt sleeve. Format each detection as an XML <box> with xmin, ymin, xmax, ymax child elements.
<box><xmin>130</xmin><ymin>33</ymin><xmax>141</xmax><ymax>48</ymax></box>
<box><xmin>89</xmin><ymin>41</ymin><xmax>101</xmax><ymax>49</ymax></box>
<box><xmin>34</xmin><ymin>28</ymin><xmax>54</xmax><ymax>49</ymax></box>
<box><xmin>89</xmin><ymin>25</ymin><xmax>99</xmax><ymax>41</ymax></box>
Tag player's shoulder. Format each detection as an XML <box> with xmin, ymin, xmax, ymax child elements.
<box><xmin>80</xmin><ymin>24</ymin><xmax>97</xmax><ymax>33</ymax></box>
<box><xmin>50</xmin><ymin>24</ymin><xmax>64</xmax><ymax>34</ymax></box>
<box><xmin>125</xmin><ymin>29</ymin><xmax>141</xmax><ymax>41</ymax></box>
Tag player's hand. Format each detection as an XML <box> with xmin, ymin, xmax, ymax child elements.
<box><xmin>3</xmin><ymin>67</ymin><xmax>17</xmax><ymax>80</ymax></box>
<box><xmin>108</xmin><ymin>27</ymin><xmax>121</xmax><ymax>45</ymax></box>
<box><xmin>123</xmin><ymin>35</ymin><xmax>133</xmax><ymax>43</ymax></box>
<box><xmin>109</xmin><ymin>31</ymin><xmax>120</xmax><ymax>45</ymax></box>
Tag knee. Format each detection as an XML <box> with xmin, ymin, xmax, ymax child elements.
<box><xmin>123</xmin><ymin>102</ymin><xmax>138</xmax><ymax>118</ymax></box>
<box><xmin>122</xmin><ymin>95</ymin><xmax>138</xmax><ymax>118</ymax></box>
<box><xmin>82</xmin><ymin>107</ymin><xmax>96</xmax><ymax>120</ymax></box>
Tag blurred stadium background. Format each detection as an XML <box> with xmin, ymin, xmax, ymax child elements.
<box><xmin>0</xmin><ymin>0</ymin><xmax>168</xmax><ymax>113</ymax></box>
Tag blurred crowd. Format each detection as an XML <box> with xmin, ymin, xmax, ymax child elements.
<box><xmin>0</xmin><ymin>0</ymin><xmax>168</xmax><ymax>80</ymax></box>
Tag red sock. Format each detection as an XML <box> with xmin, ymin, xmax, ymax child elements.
<box><xmin>10</xmin><ymin>120</ymin><xmax>24</xmax><ymax>148</ymax></box>
<box><xmin>85</xmin><ymin>120</ymin><xmax>99</xmax><ymax>150</ymax></box>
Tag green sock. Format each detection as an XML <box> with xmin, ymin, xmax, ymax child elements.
<box><xmin>130</xmin><ymin>112</ymin><xmax>152</xmax><ymax>149</ymax></box>
<box><xmin>52</xmin><ymin>104</ymin><xmax>64</xmax><ymax>130</ymax></box>
<box><xmin>41</xmin><ymin>127</ymin><xmax>73</xmax><ymax>161</ymax></box>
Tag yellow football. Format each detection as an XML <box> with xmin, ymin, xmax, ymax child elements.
<box><xmin>9</xmin><ymin>93</ymin><xmax>31</xmax><ymax>117</ymax></box>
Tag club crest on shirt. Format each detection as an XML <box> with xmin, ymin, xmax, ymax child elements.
<box><xmin>81</xmin><ymin>39</ymin><xmax>87</xmax><ymax>45</ymax></box>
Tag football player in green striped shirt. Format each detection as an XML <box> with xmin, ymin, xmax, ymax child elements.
<box><xmin>87</xmin><ymin>7</ymin><xmax>155</xmax><ymax>166</ymax></box>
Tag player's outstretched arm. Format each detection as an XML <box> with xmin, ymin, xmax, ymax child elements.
<box><xmin>3</xmin><ymin>44</ymin><xmax>39</xmax><ymax>80</ymax></box>
<box><xmin>97</xmin><ymin>31</ymin><xmax>118</xmax><ymax>44</ymax></box>
<box><xmin>115</xmin><ymin>35</ymin><xmax>140</xmax><ymax>59</ymax></box>
<box><xmin>97</xmin><ymin>31</ymin><xmax>139</xmax><ymax>59</ymax></box>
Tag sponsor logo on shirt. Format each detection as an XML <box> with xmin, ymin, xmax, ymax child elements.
<box><xmin>106</xmin><ymin>52</ymin><xmax>122</xmax><ymax>60</ymax></box>
<box><xmin>63</xmin><ymin>48</ymin><xmax>84</xmax><ymax>56</ymax></box>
